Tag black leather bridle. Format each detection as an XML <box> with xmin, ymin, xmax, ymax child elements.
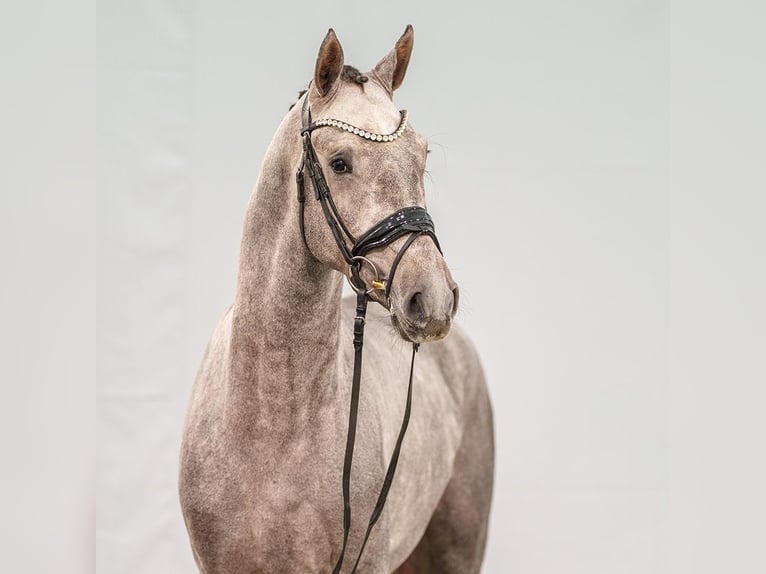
<box><xmin>295</xmin><ymin>92</ymin><xmax>441</xmax><ymax>572</ymax></box>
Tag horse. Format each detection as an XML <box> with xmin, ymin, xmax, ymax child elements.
<box><xmin>179</xmin><ymin>26</ymin><xmax>494</xmax><ymax>573</ymax></box>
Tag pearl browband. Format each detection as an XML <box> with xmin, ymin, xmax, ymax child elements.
<box><xmin>311</xmin><ymin>110</ymin><xmax>408</xmax><ymax>142</ymax></box>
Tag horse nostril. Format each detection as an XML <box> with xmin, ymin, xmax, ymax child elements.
<box><xmin>451</xmin><ymin>286</ymin><xmax>460</xmax><ymax>317</ymax></box>
<box><xmin>407</xmin><ymin>292</ymin><xmax>425</xmax><ymax>323</ymax></box>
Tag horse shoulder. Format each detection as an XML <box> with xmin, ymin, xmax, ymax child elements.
<box><xmin>179</xmin><ymin>308</ymin><xmax>237</xmax><ymax>565</ymax></box>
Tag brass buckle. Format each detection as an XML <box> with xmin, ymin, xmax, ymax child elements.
<box><xmin>346</xmin><ymin>256</ymin><xmax>386</xmax><ymax>295</ymax></box>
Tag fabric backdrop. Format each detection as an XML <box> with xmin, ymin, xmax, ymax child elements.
<box><xmin>94</xmin><ymin>1</ymin><xmax>765</xmax><ymax>573</ymax></box>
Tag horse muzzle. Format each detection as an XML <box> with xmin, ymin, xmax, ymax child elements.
<box><xmin>389</xmin><ymin>269</ymin><xmax>459</xmax><ymax>344</ymax></box>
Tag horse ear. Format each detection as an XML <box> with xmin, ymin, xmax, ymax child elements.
<box><xmin>314</xmin><ymin>29</ymin><xmax>344</xmax><ymax>97</ymax></box>
<box><xmin>372</xmin><ymin>25</ymin><xmax>414</xmax><ymax>93</ymax></box>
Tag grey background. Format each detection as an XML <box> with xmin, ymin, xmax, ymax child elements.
<box><xmin>101</xmin><ymin>1</ymin><xmax>666</xmax><ymax>569</ymax></box>
<box><xmin>3</xmin><ymin>1</ymin><xmax>763</xmax><ymax>573</ymax></box>
<box><xmin>94</xmin><ymin>1</ymin><xmax>765</xmax><ymax>573</ymax></box>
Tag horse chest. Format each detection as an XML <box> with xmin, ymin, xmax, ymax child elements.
<box><xmin>189</xmin><ymin>443</ymin><xmax>337</xmax><ymax>570</ymax></box>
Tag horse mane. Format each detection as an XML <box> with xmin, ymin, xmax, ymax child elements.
<box><xmin>289</xmin><ymin>65</ymin><xmax>368</xmax><ymax>110</ymax></box>
<box><xmin>340</xmin><ymin>65</ymin><xmax>368</xmax><ymax>85</ymax></box>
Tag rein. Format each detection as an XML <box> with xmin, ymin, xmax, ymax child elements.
<box><xmin>295</xmin><ymin>92</ymin><xmax>441</xmax><ymax>572</ymax></box>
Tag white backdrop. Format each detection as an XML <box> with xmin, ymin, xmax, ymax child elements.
<box><xmin>90</xmin><ymin>1</ymin><xmax>766</xmax><ymax>573</ymax></box>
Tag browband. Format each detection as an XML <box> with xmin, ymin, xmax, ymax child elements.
<box><xmin>301</xmin><ymin>90</ymin><xmax>408</xmax><ymax>142</ymax></box>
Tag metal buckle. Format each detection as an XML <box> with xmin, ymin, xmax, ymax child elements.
<box><xmin>346</xmin><ymin>255</ymin><xmax>386</xmax><ymax>295</ymax></box>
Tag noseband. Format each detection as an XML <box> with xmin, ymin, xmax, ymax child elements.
<box><xmin>295</xmin><ymin>92</ymin><xmax>441</xmax><ymax>573</ymax></box>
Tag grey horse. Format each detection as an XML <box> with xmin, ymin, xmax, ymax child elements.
<box><xmin>179</xmin><ymin>26</ymin><xmax>494</xmax><ymax>573</ymax></box>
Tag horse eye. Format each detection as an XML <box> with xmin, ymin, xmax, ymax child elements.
<box><xmin>331</xmin><ymin>158</ymin><xmax>349</xmax><ymax>173</ymax></box>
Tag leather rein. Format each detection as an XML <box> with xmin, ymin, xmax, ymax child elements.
<box><xmin>295</xmin><ymin>92</ymin><xmax>441</xmax><ymax>573</ymax></box>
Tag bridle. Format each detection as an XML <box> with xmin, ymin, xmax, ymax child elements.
<box><xmin>296</xmin><ymin>94</ymin><xmax>440</xmax><ymax>299</ymax></box>
<box><xmin>295</xmin><ymin>91</ymin><xmax>441</xmax><ymax>572</ymax></box>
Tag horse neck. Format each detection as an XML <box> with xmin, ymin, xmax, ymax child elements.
<box><xmin>227</xmin><ymin>110</ymin><xmax>344</xmax><ymax>439</ymax></box>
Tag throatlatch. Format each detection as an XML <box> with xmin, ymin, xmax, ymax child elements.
<box><xmin>295</xmin><ymin>91</ymin><xmax>442</xmax><ymax>573</ymax></box>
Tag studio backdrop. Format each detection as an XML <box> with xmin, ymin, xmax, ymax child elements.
<box><xmin>98</xmin><ymin>2</ymin><xmax>671</xmax><ymax>573</ymax></box>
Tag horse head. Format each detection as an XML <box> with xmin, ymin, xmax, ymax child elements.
<box><xmin>298</xmin><ymin>26</ymin><xmax>459</xmax><ymax>344</ymax></box>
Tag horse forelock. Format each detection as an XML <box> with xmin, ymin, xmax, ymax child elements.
<box><xmin>288</xmin><ymin>65</ymin><xmax>369</xmax><ymax>110</ymax></box>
